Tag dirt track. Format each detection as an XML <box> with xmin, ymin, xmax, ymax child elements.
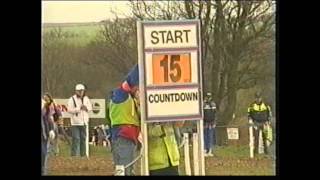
<box><xmin>47</xmin><ymin>154</ymin><xmax>274</xmax><ymax>175</ymax></box>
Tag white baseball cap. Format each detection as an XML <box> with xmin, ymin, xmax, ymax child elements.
<box><xmin>75</xmin><ymin>84</ymin><xmax>85</xmax><ymax>91</ymax></box>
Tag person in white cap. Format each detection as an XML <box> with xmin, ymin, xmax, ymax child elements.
<box><xmin>67</xmin><ymin>83</ymin><xmax>92</xmax><ymax>157</ymax></box>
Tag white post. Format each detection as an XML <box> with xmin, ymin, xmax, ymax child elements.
<box><xmin>197</xmin><ymin>120</ymin><xmax>205</xmax><ymax>175</ymax></box>
<box><xmin>183</xmin><ymin>133</ymin><xmax>191</xmax><ymax>176</ymax></box>
<box><xmin>193</xmin><ymin>133</ymin><xmax>199</xmax><ymax>175</ymax></box>
<box><xmin>249</xmin><ymin>125</ymin><xmax>254</xmax><ymax>158</ymax></box>
<box><xmin>137</xmin><ymin>20</ymin><xmax>149</xmax><ymax>176</ymax></box>
<box><xmin>258</xmin><ymin>129</ymin><xmax>264</xmax><ymax>154</ymax></box>
<box><xmin>92</xmin><ymin>135</ymin><xmax>96</xmax><ymax>146</ymax></box>
<box><xmin>197</xmin><ymin>19</ymin><xmax>205</xmax><ymax>176</ymax></box>
<box><xmin>265</xmin><ymin>124</ymin><xmax>271</xmax><ymax>147</ymax></box>
<box><xmin>86</xmin><ymin>124</ymin><xmax>89</xmax><ymax>158</ymax></box>
<box><xmin>140</xmin><ymin>122</ymin><xmax>149</xmax><ymax>175</ymax></box>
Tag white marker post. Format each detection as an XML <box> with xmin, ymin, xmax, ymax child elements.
<box><xmin>249</xmin><ymin>125</ymin><xmax>254</xmax><ymax>158</ymax></box>
<box><xmin>258</xmin><ymin>129</ymin><xmax>264</xmax><ymax>154</ymax></box>
<box><xmin>86</xmin><ymin>124</ymin><xmax>89</xmax><ymax>158</ymax></box>
<box><xmin>193</xmin><ymin>133</ymin><xmax>199</xmax><ymax>175</ymax></box>
<box><xmin>183</xmin><ymin>133</ymin><xmax>191</xmax><ymax>175</ymax></box>
<box><xmin>196</xmin><ymin>121</ymin><xmax>205</xmax><ymax>175</ymax></box>
<box><xmin>137</xmin><ymin>20</ymin><xmax>203</xmax><ymax>175</ymax></box>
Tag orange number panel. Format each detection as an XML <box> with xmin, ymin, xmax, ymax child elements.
<box><xmin>152</xmin><ymin>54</ymin><xmax>191</xmax><ymax>85</ymax></box>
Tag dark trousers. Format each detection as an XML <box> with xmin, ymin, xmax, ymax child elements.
<box><xmin>149</xmin><ymin>166</ymin><xmax>179</xmax><ymax>176</ymax></box>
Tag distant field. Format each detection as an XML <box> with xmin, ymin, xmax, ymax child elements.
<box><xmin>42</xmin><ymin>23</ymin><xmax>104</xmax><ymax>46</ymax></box>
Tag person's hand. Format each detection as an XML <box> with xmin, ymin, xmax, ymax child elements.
<box><xmin>49</xmin><ymin>130</ymin><xmax>55</xmax><ymax>140</ymax></box>
<box><xmin>138</xmin><ymin>132</ymin><xmax>143</xmax><ymax>144</ymax></box>
<box><xmin>137</xmin><ymin>132</ymin><xmax>143</xmax><ymax>150</ymax></box>
<box><xmin>81</xmin><ymin>105</ymin><xmax>88</xmax><ymax>111</ymax></box>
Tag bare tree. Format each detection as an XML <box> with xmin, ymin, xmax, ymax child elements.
<box><xmin>42</xmin><ymin>27</ymin><xmax>71</xmax><ymax>96</ymax></box>
<box><xmin>94</xmin><ymin>17</ymin><xmax>138</xmax><ymax>75</ymax></box>
<box><xmin>128</xmin><ymin>0</ymin><xmax>275</xmax><ymax>128</ymax></box>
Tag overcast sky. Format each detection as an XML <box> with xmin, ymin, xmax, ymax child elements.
<box><xmin>42</xmin><ymin>1</ymin><xmax>133</xmax><ymax>23</ymax></box>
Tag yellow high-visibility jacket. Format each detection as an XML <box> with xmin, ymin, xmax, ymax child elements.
<box><xmin>148</xmin><ymin>123</ymin><xmax>180</xmax><ymax>171</ymax></box>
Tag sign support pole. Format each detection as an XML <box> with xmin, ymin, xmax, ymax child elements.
<box><xmin>137</xmin><ymin>21</ymin><xmax>149</xmax><ymax>175</ymax></box>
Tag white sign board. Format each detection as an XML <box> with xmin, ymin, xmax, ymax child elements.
<box><xmin>146</xmin><ymin>88</ymin><xmax>200</xmax><ymax>120</ymax></box>
<box><xmin>227</xmin><ymin>128</ymin><xmax>239</xmax><ymax>140</ymax></box>
<box><xmin>144</xmin><ymin>24</ymin><xmax>198</xmax><ymax>49</ymax></box>
<box><xmin>53</xmin><ymin>99</ymin><xmax>105</xmax><ymax>118</ymax></box>
<box><xmin>138</xmin><ymin>20</ymin><xmax>203</xmax><ymax>123</ymax></box>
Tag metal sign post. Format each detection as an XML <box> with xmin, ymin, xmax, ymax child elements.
<box><xmin>137</xmin><ymin>20</ymin><xmax>203</xmax><ymax>175</ymax></box>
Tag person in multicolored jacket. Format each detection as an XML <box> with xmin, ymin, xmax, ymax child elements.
<box><xmin>41</xmin><ymin>93</ymin><xmax>56</xmax><ymax>175</ymax></box>
<box><xmin>110</xmin><ymin>64</ymin><xmax>181</xmax><ymax>175</ymax></box>
<box><xmin>109</xmin><ymin>64</ymin><xmax>141</xmax><ymax>175</ymax></box>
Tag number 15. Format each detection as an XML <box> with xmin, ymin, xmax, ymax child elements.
<box><xmin>152</xmin><ymin>54</ymin><xmax>191</xmax><ymax>84</ymax></box>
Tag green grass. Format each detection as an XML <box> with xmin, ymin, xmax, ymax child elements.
<box><xmin>42</xmin><ymin>23</ymin><xmax>104</xmax><ymax>46</ymax></box>
<box><xmin>48</xmin><ymin>138</ymin><xmax>111</xmax><ymax>157</ymax></box>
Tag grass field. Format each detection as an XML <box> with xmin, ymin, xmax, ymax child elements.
<box><xmin>42</xmin><ymin>23</ymin><xmax>103</xmax><ymax>46</ymax></box>
<box><xmin>46</xmin><ymin>138</ymin><xmax>275</xmax><ymax>176</ymax></box>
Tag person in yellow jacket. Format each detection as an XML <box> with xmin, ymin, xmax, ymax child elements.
<box><xmin>248</xmin><ymin>92</ymin><xmax>272</xmax><ymax>155</ymax></box>
<box><xmin>148</xmin><ymin>122</ymin><xmax>180</xmax><ymax>175</ymax></box>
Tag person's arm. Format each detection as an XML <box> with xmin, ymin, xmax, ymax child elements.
<box><xmin>53</xmin><ymin>102</ymin><xmax>63</xmax><ymax>117</ymax></box>
<box><xmin>267</xmin><ymin>104</ymin><xmax>272</xmax><ymax>124</ymax></box>
<box><xmin>213</xmin><ymin>109</ymin><xmax>217</xmax><ymax>127</ymax></box>
<box><xmin>79</xmin><ymin>96</ymin><xmax>92</xmax><ymax>112</ymax></box>
<box><xmin>211</xmin><ymin>101</ymin><xmax>217</xmax><ymax>124</ymax></box>
<box><xmin>67</xmin><ymin>97</ymin><xmax>81</xmax><ymax>114</ymax></box>
<box><xmin>47</xmin><ymin>109</ymin><xmax>56</xmax><ymax>139</ymax></box>
<box><xmin>247</xmin><ymin>105</ymin><xmax>253</xmax><ymax>124</ymax></box>
<box><xmin>48</xmin><ymin>115</ymin><xmax>55</xmax><ymax>131</ymax></box>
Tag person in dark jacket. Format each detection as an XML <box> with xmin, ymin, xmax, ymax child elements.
<box><xmin>203</xmin><ymin>92</ymin><xmax>217</xmax><ymax>157</ymax></box>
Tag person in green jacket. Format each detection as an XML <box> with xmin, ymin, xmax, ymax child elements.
<box><xmin>109</xmin><ymin>64</ymin><xmax>141</xmax><ymax>175</ymax></box>
<box><xmin>148</xmin><ymin>122</ymin><xmax>180</xmax><ymax>175</ymax></box>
